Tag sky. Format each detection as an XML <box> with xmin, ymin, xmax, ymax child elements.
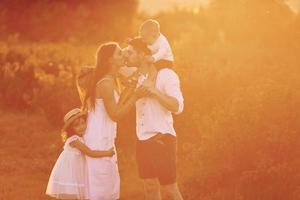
<box><xmin>138</xmin><ymin>0</ymin><xmax>210</xmax><ymax>15</ymax></box>
<box><xmin>139</xmin><ymin>0</ymin><xmax>300</xmax><ymax>15</ymax></box>
<box><xmin>286</xmin><ymin>0</ymin><xmax>300</xmax><ymax>13</ymax></box>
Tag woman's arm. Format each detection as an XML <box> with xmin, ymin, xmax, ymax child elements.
<box><xmin>118</xmin><ymin>86</ymin><xmax>135</xmax><ymax>105</ymax></box>
<box><xmin>117</xmin><ymin>72</ymin><xmax>140</xmax><ymax>105</ymax></box>
<box><xmin>70</xmin><ymin>140</ymin><xmax>115</xmax><ymax>158</ymax></box>
<box><xmin>97</xmin><ymin>79</ymin><xmax>149</xmax><ymax>121</ymax></box>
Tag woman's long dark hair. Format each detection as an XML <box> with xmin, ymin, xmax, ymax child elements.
<box><xmin>83</xmin><ymin>42</ymin><xmax>118</xmax><ymax>111</ymax></box>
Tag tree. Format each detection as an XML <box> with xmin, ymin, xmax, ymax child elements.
<box><xmin>207</xmin><ymin>0</ymin><xmax>294</xmax><ymax>45</ymax></box>
<box><xmin>0</xmin><ymin>0</ymin><xmax>138</xmax><ymax>42</ymax></box>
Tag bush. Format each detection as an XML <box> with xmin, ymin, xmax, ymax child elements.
<box><xmin>0</xmin><ymin>43</ymin><xmax>96</xmax><ymax>125</ymax></box>
<box><xmin>1</xmin><ymin>1</ymin><xmax>300</xmax><ymax>198</ymax></box>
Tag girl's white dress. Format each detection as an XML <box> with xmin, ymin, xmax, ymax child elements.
<box><xmin>46</xmin><ymin>135</ymin><xmax>88</xmax><ymax>199</ymax></box>
<box><xmin>84</xmin><ymin>78</ymin><xmax>120</xmax><ymax>200</ymax></box>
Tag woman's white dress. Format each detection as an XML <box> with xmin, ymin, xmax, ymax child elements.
<box><xmin>46</xmin><ymin>135</ymin><xmax>89</xmax><ymax>199</ymax></box>
<box><xmin>84</xmin><ymin>80</ymin><xmax>120</xmax><ymax>200</ymax></box>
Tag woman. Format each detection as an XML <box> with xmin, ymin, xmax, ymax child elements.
<box><xmin>82</xmin><ymin>42</ymin><xmax>144</xmax><ymax>200</ymax></box>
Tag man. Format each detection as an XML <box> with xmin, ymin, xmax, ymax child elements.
<box><xmin>123</xmin><ymin>38</ymin><xmax>184</xmax><ymax>200</ymax></box>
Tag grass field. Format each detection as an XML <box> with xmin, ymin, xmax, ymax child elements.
<box><xmin>1</xmin><ymin>1</ymin><xmax>300</xmax><ymax>199</ymax></box>
<box><xmin>0</xmin><ymin>110</ymin><xmax>150</xmax><ymax>200</ymax></box>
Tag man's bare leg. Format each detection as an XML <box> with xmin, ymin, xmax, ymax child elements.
<box><xmin>143</xmin><ymin>178</ymin><xmax>161</xmax><ymax>200</ymax></box>
<box><xmin>161</xmin><ymin>182</ymin><xmax>183</xmax><ymax>200</ymax></box>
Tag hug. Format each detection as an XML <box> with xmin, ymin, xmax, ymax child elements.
<box><xmin>46</xmin><ymin>19</ymin><xmax>184</xmax><ymax>200</ymax></box>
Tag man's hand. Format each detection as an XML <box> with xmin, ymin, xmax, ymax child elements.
<box><xmin>141</xmin><ymin>77</ymin><xmax>155</xmax><ymax>89</ymax></box>
<box><xmin>144</xmin><ymin>85</ymin><xmax>179</xmax><ymax>113</ymax></box>
<box><xmin>134</xmin><ymin>85</ymin><xmax>152</xmax><ymax>99</ymax></box>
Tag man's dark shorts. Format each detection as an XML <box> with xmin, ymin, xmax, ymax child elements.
<box><xmin>136</xmin><ymin>133</ymin><xmax>177</xmax><ymax>185</ymax></box>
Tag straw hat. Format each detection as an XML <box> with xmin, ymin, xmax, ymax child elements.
<box><xmin>61</xmin><ymin>108</ymin><xmax>87</xmax><ymax>131</ymax></box>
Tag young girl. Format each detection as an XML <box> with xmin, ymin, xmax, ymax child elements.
<box><xmin>46</xmin><ymin>108</ymin><xmax>115</xmax><ymax>199</ymax></box>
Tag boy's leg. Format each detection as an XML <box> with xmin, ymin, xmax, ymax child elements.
<box><xmin>143</xmin><ymin>178</ymin><xmax>161</xmax><ymax>200</ymax></box>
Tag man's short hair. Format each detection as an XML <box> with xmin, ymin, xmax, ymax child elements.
<box><xmin>127</xmin><ymin>37</ymin><xmax>152</xmax><ymax>55</ymax></box>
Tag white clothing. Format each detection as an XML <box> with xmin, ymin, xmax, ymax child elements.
<box><xmin>46</xmin><ymin>135</ymin><xmax>89</xmax><ymax>199</ymax></box>
<box><xmin>148</xmin><ymin>33</ymin><xmax>174</xmax><ymax>62</ymax></box>
<box><xmin>84</xmin><ymin>78</ymin><xmax>120</xmax><ymax>200</ymax></box>
<box><xmin>136</xmin><ymin>68</ymin><xmax>184</xmax><ymax>140</ymax></box>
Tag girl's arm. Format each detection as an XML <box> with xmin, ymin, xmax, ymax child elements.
<box><xmin>70</xmin><ymin>140</ymin><xmax>115</xmax><ymax>158</ymax></box>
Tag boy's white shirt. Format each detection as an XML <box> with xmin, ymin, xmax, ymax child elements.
<box><xmin>148</xmin><ymin>33</ymin><xmax>174</xmax><ymax>62</ymax></box>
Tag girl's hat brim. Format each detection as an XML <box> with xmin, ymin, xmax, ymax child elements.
<box><xmin>61</xmin><ymin>110</ymin><xmax>87</xmax><ymax>131</ymax></box>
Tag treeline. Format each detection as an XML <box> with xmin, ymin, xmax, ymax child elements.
<box><xmin>1</xmin><ymin>1</ymin><xmax>300</xmax><ymax>199</ymax></box>
<box><xmin>0</xmin><ymin>0</ymin><xmax>138</xmax><ymax>42</ymax></box>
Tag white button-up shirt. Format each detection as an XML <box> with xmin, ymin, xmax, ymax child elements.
<box><xmin>136</xmin><ymin>68</ymin><xmax>184</xmax><ymax>141</ymax></box>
